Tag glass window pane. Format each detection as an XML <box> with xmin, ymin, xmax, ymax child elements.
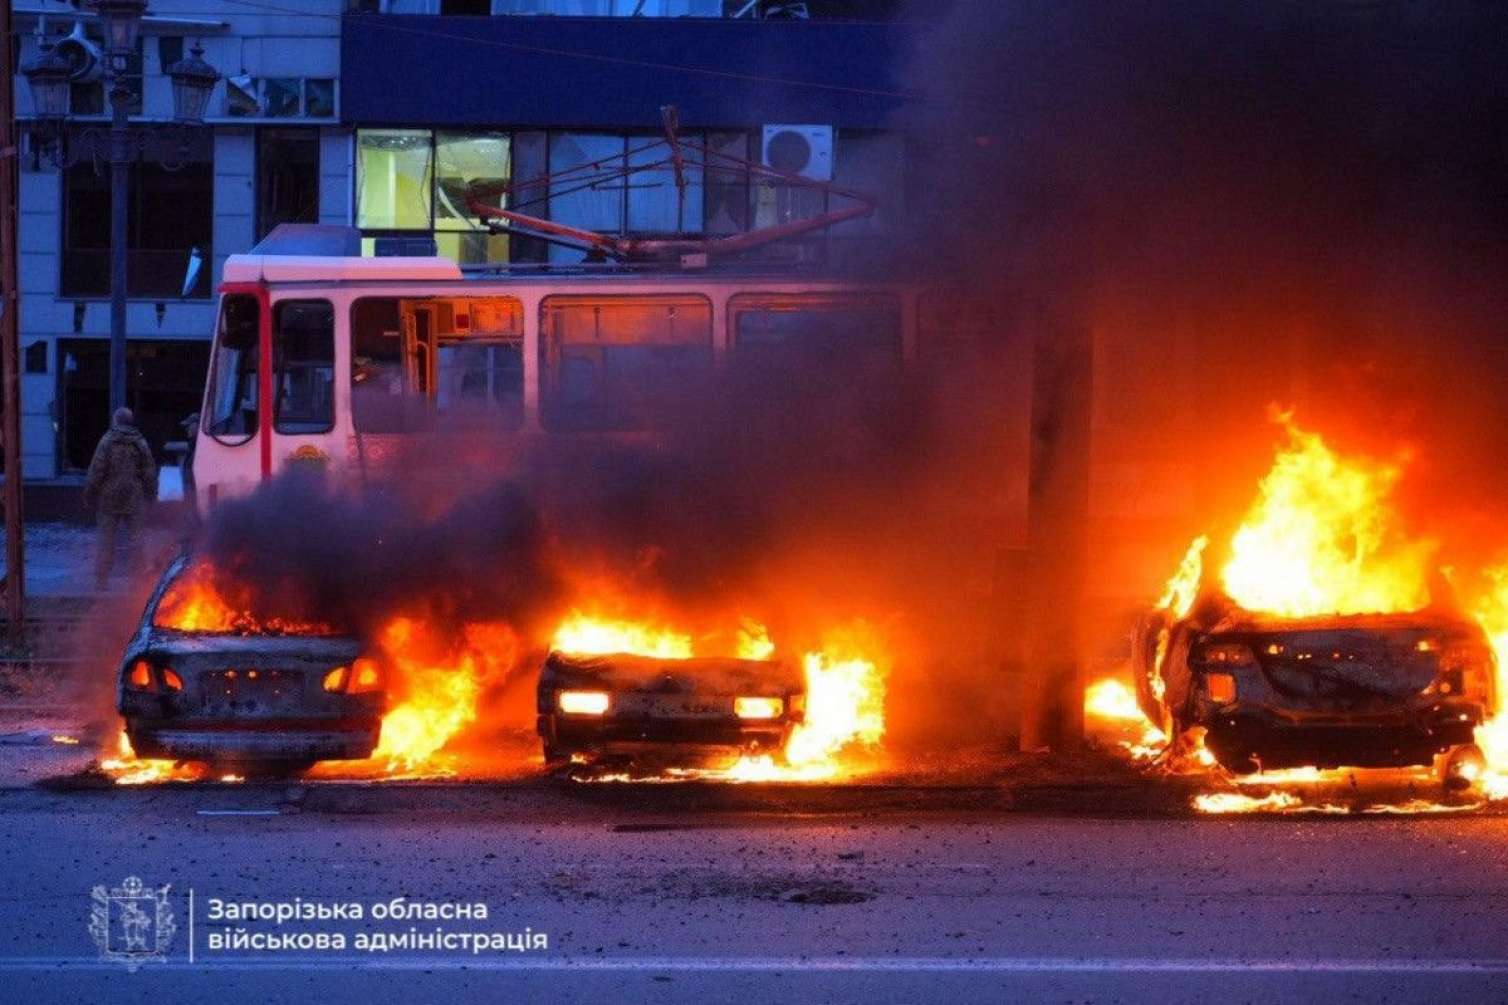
<box><xmin>704</xmin><ymin>131</ymin><xmax>750</xmax><ymax>235</ymax></box>
<box><xmin>357</xmin><ymin>129</ymin><xmax>433</xmax><ymax>230</ymax></box>
<box><xmin>435</xmin><ymin>131</ymin><xmax>511</xmax><ymax>265</ymax></box>
<box><xmin>274</xmin><ymin>300</ymin><xmax>335</xmax><ymax>434</ymax></box>
<box><xmin>264</xmin><ymin>78</ymin><xmax>301</xmax><ymax>118</ymax></box>
<box><xmin>257</xmin><ymin>129</ymin><xmax>320</xmax><ymax>240</ymax></box>
<box><xmin>541</xmin><ymin>295</ymin><xmax>712</xmax><ymax>431</ymax></box>
<box><xmin>436</xmin><ymin>131</ymin><xmax>510</xmax><ymax>228</ymax></box>
<box><xmin>305</xmin><ymin>79</ymin><xmax>335</xmax><ymax>118</ymax></box>
<box><xmin>548</xmin><ymin>133</ymin><xmax>624</xmax><ymax>264</ymax></box>
<box><xmin>351</xmin><ymin>298</ymin><xmax>408</xmax><ymax>434</ymax></box>
<box><xmin>434</xmin><ymin>231</ymin><xmax>510</xmax><ymax>267</ymax></box>
<box><xmin>206</xmin><ymin>294</ymin><xmax>260</xmax><ymax>443</ymax></box>
<box><xmin>731</xmin><ymin>294</ymin><xmax>902</xmax><ymax>376</ymax></box>
<box><xmin>626</xmin><ymin>134</ymin><xmax>703</xmax><ymax>234</ymax></box>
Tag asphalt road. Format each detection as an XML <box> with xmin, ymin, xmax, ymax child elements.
<box><xmin>2</xmin><ymin>774</ymin><xmax>1507</xmax><ymax>1005</ymax></box>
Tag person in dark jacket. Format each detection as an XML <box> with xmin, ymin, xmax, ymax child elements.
<box><xmin>83</xmin><ymin>407</ymin><xmax>158</xmax><ymax>589</ymax></box>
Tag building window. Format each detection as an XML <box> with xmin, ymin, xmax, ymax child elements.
<box><xmin>357</xmin><ymin>129</ymin><xmax>433</xmax><ymax>230</ymax></box>
<box><xmin>257</xmin><ymin>129</ymin><xmax>321</xmax><ymax>240</ymax></box>
<box><xmin>435</xmin><ymin>131</ymin><xmax>510</xmax><ymax>265</ymax></box>
<box><xmin>273</xmin><ymin>300</ymin><xmax>336</xmax><ymax>434</ymax></box>
<box><xmin>226</xmin><ymin>76</ymin><xmax>339</xmax><ymax>119</ymax></box>
<box><xmin>61</xmin><ymin>147</ymin><xmax>214</xmax><ymax>300</ymax></box>
<box><xmin>545</xmin><ymin>132</ymin><xmax>704</xmax><ymax>264</ymax></box>
<box><xmin>357</xmin><ymin>129</ymin><xmax>510</xmax><ymax>266</ymax></box>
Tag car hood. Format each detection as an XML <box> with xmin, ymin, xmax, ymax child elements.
<box><xmin>541</xmin><ymin>651</ymin><xmax>803</xmax><ymax>696</ymax></box>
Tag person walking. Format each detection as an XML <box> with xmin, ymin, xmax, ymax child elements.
<box><xmin>83</xmin><ymin>407</ymin><xmax>157</xmax><ymax>589</ymax></box>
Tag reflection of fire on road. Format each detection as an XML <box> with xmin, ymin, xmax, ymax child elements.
<box><xmin>1087</xmin><ymin>413</ymin><xmax>1508</xmax><ymax>812</ymax></box>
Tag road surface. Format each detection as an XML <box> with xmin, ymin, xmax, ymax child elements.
<box><xmin>1</xmin><ymin>772</ymin><xmax>1506</xmax><ymax>1004</ymax></box>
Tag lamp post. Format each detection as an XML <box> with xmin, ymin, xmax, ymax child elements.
<box><xmin>21</xmin><ymin>2</ymin><xmax>220</xmax><ymax>413</ymax></box>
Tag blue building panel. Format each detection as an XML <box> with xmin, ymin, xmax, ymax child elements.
<box><xmin>341</xmin><ymin>15</ymin><xmax>915</xmax><ymax>129</ymax></box>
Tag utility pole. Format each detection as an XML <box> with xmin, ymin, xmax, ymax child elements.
<box><xmin>1018</xmin><ymin>306</ymin><xmax>1093</xmax><ymax>751</ymax></box>
<box><xmin>0</xmin><ymin>0</ymin><xmax>27</xmax><ymax>641</ymax></box>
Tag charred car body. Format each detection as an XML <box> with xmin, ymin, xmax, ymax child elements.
<box><xmin>1134</xmin><ymin>594</ymin><xmax>1495</xmax><ymax>783</ymax></box>
<box><xmin>117</xmin><ymin>556</ymin><xmax>385</xmax><ymax>774</ymax></box>
<box><xmin>537</xmin><ymin>651</ymin><xmax>804</xmax><ymax>768</ymax></box>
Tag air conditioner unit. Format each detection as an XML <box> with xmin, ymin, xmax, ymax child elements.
<box><xmin>762</xmin><ymin>125</ymin><xmax>833</xmax><ymax>181</ymax></box>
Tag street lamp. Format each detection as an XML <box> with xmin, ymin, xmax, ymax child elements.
<box><xmin>167</xmin><ymin>44</ymin><xmax>221</xmax><ymax>124</ymax></box>
<box><xmin>18</xmin><ymin>40</ymin><xmax>71</xmax><ymax>120</ymax></box>
<box><xmin>19</xmin><ymin>4</ymin><xmax>219</xmax><ymax>414</ymax></box>
<box><xmin>92</xmin><ymin>0</ymin><xmax>149</xmax><ymax>62</ymax></box>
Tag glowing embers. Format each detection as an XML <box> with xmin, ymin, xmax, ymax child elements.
<box><xmin>154</xmin><ymin>562</ymin><xmax>336</xmax><ymax>636</ymax></box>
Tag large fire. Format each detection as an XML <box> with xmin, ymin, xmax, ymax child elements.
<box><xmin>359</xmin><ymin>618</ymin><xmax>520</xmax><ymax>776</ymax></box>
<box><xmin>1218</xmin><ymin>419</ymin><xmax>1434</xmax><ymax>617</ymax></box>
<box><xmin>155</xmin><ymin>562</ymin><xmax>335</xmax><ymax>636</ymax></box>
<box><xmin>130</xmin><ymin>560</ymin><xmax>887</xmax><ymax>783</ymax></box>
<box><xmin>1087</xmin><ymin>412</ymin><xmax>1508</xmax><ymax>812</ymax></box>
<box><xmin>551</xmin><ymin>613</ymin><xmax>888</xmax><ymax>780</ymax></box>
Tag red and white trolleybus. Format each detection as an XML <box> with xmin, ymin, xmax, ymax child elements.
<box><xmin>192</xmin><ymin>224</ymin><xmax>980</xmax><ymax>506</ymax></box>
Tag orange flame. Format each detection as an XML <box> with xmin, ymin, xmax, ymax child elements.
<box><xmin>155</xmin><ymin>562</ymin><xmax>335</xmax><ymax>636</ymax></box>
<box><xmin>343</xmin><ymin>618</ymin><xmax>521</xmax><ymax>777</ymax></box>
<box><xmin>1218</xmin><ymin>419</ymin><xmax>1434</xmax><ymax>617</ymax></box>
<box><xmin>548</xmin><ymin>613</ymin><xmax>887</xmax><ymax>780</ymax></box>
<box><xmin>551</xmin><ymin>612</ymin><xmax>693</xmax><ymax>659</ymax></box>
<box><xmin>99</xmin><ymin>730</ymin><xmax>209</xmax><ymax>785</ymax></box>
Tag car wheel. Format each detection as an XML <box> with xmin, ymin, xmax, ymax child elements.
<box><xmin>541</xmin><ymin>743</ymin><xmax>573</xmax><ymax>772</ymax></box>
<box><xmin>1436</xmin><ymin>744</ymin><xmax>1487</xmax><ymax>792</ymax></box>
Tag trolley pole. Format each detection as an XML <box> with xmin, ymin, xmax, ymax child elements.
<box><xmin>0</xmin><ymin>0</ymin><xmax>27</xmax><ymax>641</ymax></box>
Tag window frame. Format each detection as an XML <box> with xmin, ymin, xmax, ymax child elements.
<box><xmin>272</xmin><ymin>298</ymin><xmax>337</xmax><ymax>436</ymax></box>
<box><xmin>202</xmin><ymin>291</ymin><xmax>264</xmax><ymax>447</ymax></box>
<box><xmin>349</xmin><ymin>294</ymin><xmax>527</xmax><ymax>433</ymax></box>
<box><xmin>537</xmin><ymin>292</ymin><xmax>714</xmax><ymax>432</ymax></box>
<box><xmin>59</xmin><ymin>145</ymin><xmax>215</xmax><ymax>301</ymax></box>
<box><xmin>726</xmin><ymin>292</ymin><xmax>905</xmax><ymax>363</ymax></box>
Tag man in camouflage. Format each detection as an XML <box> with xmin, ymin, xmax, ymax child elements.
<box><xmin>83</xmin><ymin>407</ymin><xmax>158</xmax><ymax>589</ymax></box>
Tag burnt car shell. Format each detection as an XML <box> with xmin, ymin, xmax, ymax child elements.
<box><xmin>537</xmin><ymin>651</ymin><xmax>804</xmax><ymax>767</ymax></box>
<box><xmin>1137</xmin><ymin>604</ymin><xmax>1494</xmax><ymax>772</ymax></box>
<box><xmin>117</xmin><ymin>556</ymin><xmax>382</xmax><ymax>769</ymax></box>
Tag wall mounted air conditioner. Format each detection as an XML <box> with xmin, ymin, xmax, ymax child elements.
<box><xmin>761</xmin><ymin>125</ymin><xmax>833</xmax><ymax>181</ymax></box>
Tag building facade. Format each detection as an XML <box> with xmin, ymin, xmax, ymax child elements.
<box><xmin>11</xmin><ymin>0</ymin><xmax>914</xmax><ymax>481</ymax></box>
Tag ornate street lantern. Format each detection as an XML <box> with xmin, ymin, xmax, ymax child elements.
<box><xmin>20</xmin><ymin>40</ymin><xmax>73</xmax><ymax>120</ymax></box>
<box><xmin>167</xmin><ymin>44</ymin><xmax>221</xmax><ymax>122</ymax></box>
<box><xmin>88</xmin><ymin>0</ymin><xmax>150</xmax><ymax>54</ymax></box>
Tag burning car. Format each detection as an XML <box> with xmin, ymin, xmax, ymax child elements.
<box><xmin>537</xmin><ymin>650</ymin><xmax>805</xmax><ymax>769</ymax></box>
<box><xmin>1134</xmin><ymin>596</ymin><xmax>1495</xmax><ymax>784</ymax></box>
<box><xmin>116</xmin><ymin>556</ymin><xmax>385</xmax><ymax>776</ymax></box>
<box><xmin>1125</xmin><ymin>418</ymin><xmax>1507</xmax><ymax>790</ymax></box>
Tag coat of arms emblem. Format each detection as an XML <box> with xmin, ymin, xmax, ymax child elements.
<box><xmin>89</xmin><ymin>876</ymin><xmax>176</xmax><ymax>970</ymax></box>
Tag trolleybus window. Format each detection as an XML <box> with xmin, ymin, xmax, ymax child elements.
<box><xmin>273</xmin><ymin>299</ymin><xmax>335</xmax><ymax>434</ymax></box>
<box><xmin>729</xmin><ymin>294</ymin><xmax>902</xmax><ymax>374</ymax></box>
<box><xmin>205</xmin><ymin>293</ymin><xmax>260</xmax><ymax>443</ymax></box>
<box><xmin>540</xmin><ymin>295</ymin><xmax>712</xmax><ymax>431</ymax></box>
<box><xmin>351</xmin><ymin>296</ymin><xmax>524</xmax><ymax>433</ymax></box>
